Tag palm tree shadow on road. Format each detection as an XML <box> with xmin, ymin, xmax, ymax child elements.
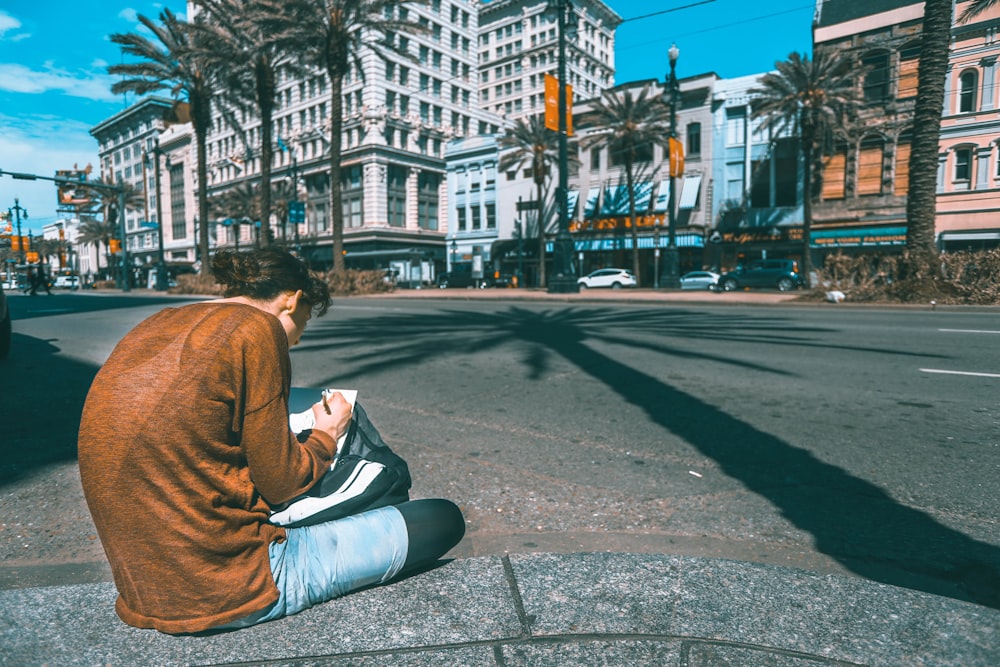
<box><xmin>304</xmin><ymin>304</ymin><xmax>999</xmax><ymax>609</ymax></box>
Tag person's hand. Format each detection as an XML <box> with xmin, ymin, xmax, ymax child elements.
<box><xmin>311</xmin><ymin>392</ymin><xmax>352</xmax><ymax>449</ymax></box>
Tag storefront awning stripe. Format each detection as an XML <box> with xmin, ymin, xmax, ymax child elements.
<box><xmin>653</xmin><ymin>179</ymin><xmax>670</xmax><ymax>213</ymax></box>
<box><xmin>679</xmin><ymin>175</ymin><xmax>702</xmax><ymax>209</ymax></box>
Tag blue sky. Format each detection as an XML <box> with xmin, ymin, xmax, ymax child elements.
<box><xmin>0</xmin><ymin>0</ymin><xmax>813</xmax><ymax>235</ymax></box>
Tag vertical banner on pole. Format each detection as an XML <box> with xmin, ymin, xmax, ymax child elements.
<box><xmin>544</xmin><ymin>74</ymin><xmax>574</xmax><ymax>135</ymax></box>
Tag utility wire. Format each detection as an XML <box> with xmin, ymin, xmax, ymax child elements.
<box><xmin>619</xmin><ymin>1</ymin><xmax>718</xmax><ymax>24</ymax></box>
<box><xmin>617</xmin><ymin>3</ymin><xmax>814</xmax><ymax>54</ymax></box>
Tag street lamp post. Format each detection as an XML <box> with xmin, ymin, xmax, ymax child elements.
<box><xmin>547</xmin><ymin>0</ymin><xmax>579</xmax><ymax>293</ymax></box>
<box><xmin>450</xmin><ymin>238</ymin><xmax>458</xmax><ymax>268</ymax></box>
<box><xmin>9</xmin><ymin>198</ymin><xmax>27</xmax><ymax>265</ymax></box>
<box><xmin>653</xmin><ymin>221</ymin><xmax>661</xmax><ymax>288</ymax></box>
<box><xmin>663</xmin><ymin>43</ymin><xmax>682</xmax><ymax>289</ymax></box>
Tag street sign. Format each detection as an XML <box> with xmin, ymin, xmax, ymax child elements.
<box><xmin>289</xmin><ymin>201</ymin><xmax>305</xmax><ymax>224</ymax></box>
<box><xmin>516</xmin><ymin>200</ymin><xmax>540</xmax><ymax>211</ymax></box>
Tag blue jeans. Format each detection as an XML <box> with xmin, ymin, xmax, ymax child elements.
<box><xmin>216</xmin><ymin>505</ymin><xmax>408</xmax><ymax>629</ymax></box>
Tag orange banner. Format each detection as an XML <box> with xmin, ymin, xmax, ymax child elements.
<box><xmin>544</xmin><ymin>74</ymin><xmax>573</xmax><ymax>136</ymax></box>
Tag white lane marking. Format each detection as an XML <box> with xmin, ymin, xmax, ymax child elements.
<box><xmin>939</xmin><ymin>328</ymin><xmax>1000</xmax><ymax>334</ymax></box>
<box><xmin>920</xmin><ymin>368</ymin><xmax>1000</xmax><ymax>378</ymax></box>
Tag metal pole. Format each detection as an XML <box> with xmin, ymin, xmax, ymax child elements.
<box><xmin>11</xmin><ymin>198</ymin><xmax>27</xmax><ymax>265</ymax></box>
<box><xmin>118</xmin><ymin>188</ymin><xmax>130</xmax><ymax>292</ymax></box>
<box><xmin>548</xmin><ymin>0</ymin><xmax>579</xmax><ymax>293</ymax></box>
<box><xmin>663</xmin><ymin>45</ymin><xmax>681</xmax><ymax>289</ymax></box>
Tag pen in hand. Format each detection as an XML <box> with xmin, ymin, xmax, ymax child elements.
<box><xmin>322</xmin><ymin>391</ymin><xmax>332</xmax><ymax>415</ymax></box>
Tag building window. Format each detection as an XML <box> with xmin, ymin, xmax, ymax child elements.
<box><xmin>169</xmin><ymin>161</ymin><xmax>186</xmax><ymax>240</ymax></box>
<box><xmin>457</xmin><ymin>206</ymin><xmax>466</xmax><ymax>231</ymax></box>
<box><xmin>856</xmin><ymin>137</ymin><xmax>885</xmax><ymax>196</ymax></box>
<box><xmin>959</xmin><ymin>69</ymin><xmax>978</xmax><ymax>113</ymax></box>
<box><xmin>686</xmin><ymin>122</ymin><xmax>701</xmax><ymax>157</ymax></box>
<box><xmin>894</xmin><ymin>132</ymin><xmax>911</xmax><ymax>196</ymax></box>
<box><xmin>340</xmin><ymin>165</ymin><xmax>363</xmax><ymax>228</ymax></box>
<box><xmin>897</xmin><ymin>42</ymin><xmax>920</xmax><ymax>99</ymax></box>
<box><xmin>387</xmin><ymin>165</ymin><xmax>407</xmax><ymax>227</ymax></box>
<box><xmin>486</xmin><ymin>202</ymin><xmax>496</xmax><ymax>229</ymax></box>
<box><xmin>862</xmin><ymin>51</ymin><xmax>890</xmax><ymax>102</ymax></box>
<box><xmin>954</xmin><ymin>147</ymin><xmax>972</xmax><ymax>182</ymax></box>
<box><xmin>590</xmin><ymin>147</ymin><xmax>601</xmax><ymax>171</ymax></box>
<box><xmin>725</xmin><ymin>110</ymin><xmax>745</xmax><ymax>147</ymax></box>
<box><xmin>418</xmin><ymin>172</ymin><xmax>439</xmax><ymax>230</ymax></box>
<box><xmin>821</xmin><ymin>145</ymin><xmax>847</xmax><ymax>200</ymax></box>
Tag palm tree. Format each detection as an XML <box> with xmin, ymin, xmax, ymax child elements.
<box><xmin>499</xmin><ymin>115</ymin><xmax>561</xmax><ymax>288</ymax></box>
<box><xmin>902</xmin><ymin>0</ymin><xmax>965</xmax><ymax>269</ymax></box>
<box><xmin>191</xmin><ymin>0</ymin><xmax>291</xmax><ymax>249</ymax></box>
<box><xmin>209</xmin><ymin>181</ymin><xmax>261</xmax><ymax>249</ymax></box>
<box><xmin>582</xmin><ymin>84</ymin><xmax>670</xmax><ymax>283</ymax></box>
<box><xmin>78</xmin><ymin>218</ymin><xmax>119</xmax><ymax>280</ymax></box>
<box><xmin>959</xmin><ymin>0</ymin><xmax>1000</xmax><ymax>20</ymax></box>
<box><xmin>108</xmin><ymin>8</ymin><xmax>218</xmax><ymax>273</ymax></box>
<box><xmin>269</xmin><ymin>178</ymin><xmax>298</xmax><ymax>245</ymax></box>
<box><xmin>749</xmin><ymin>51</ymin><xmax>858</xmax><ymax>285</ymax></box>
<box><xmin>256</xmin><ymin>0</ymin><xmax>429</xmax><ymax>274</ymax></box>
<box><xmin>80</xmin><ymin>176</ymin><xmax>145</xmax><ymax>233</ymax></box>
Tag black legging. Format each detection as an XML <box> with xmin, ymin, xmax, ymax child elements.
<box><xmin>395</xmin><ymin>499</ymin><xmax>466</xmax><ymax>572</ymax></box>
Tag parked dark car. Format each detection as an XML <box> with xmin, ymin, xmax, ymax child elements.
<box><xmin>438</xmin><ymin>263</ymin><xmax>491</xmax><ymax>289</ymax></box>
<box><xmin>718</xmin><ymin>259</ymin><xmax>802</xmax><ymax>292</ymax></box>
<box><xmin>0</xmin><ymin>280</ymin><xmax>10</xmax><ymax>359</ymax></box>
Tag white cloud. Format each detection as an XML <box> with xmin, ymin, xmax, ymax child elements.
<box><xmin>0</xmin><ymin>10</ymin><xmax>29</xmax><ymax>42</ymax></box>
<box><xmin>0</xmin><ymin>63</ymin><xmax>119</xmax><ymax>102</ymax></box>
<box><xmin>0</xmin><ymin>114</ymin><xmax>101</xmax><ymax>230</ymax></box>
<box><xmin>118</xmin><ymin>8</ymin><xmax>139</xmax><ymax>22</ymax></box>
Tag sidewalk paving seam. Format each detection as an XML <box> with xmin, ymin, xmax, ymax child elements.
<box><xmin>501</xmin><ymin>554</ymin><xmax>534</xmax><ymax>640</ymax></box>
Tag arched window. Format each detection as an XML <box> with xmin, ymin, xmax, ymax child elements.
<box><xmin>953</xmin><ymin>146</ymin><xmax>973</xmax><ymax>183</ymax></box>
<box><xmin>857</xmin><ymin>136</ymin><xmax>885</xmax><ymax>196</ymax></box>
<box><xmin>894</xmin><ymin>131</ymin><xmax>912</xmax><ymax>196</ymax></box>
<box><xmin>959</xmin><ymin>70</ymin><xmax>979</xmax><ymax>113</ymax></box>
<box><xmin>863</xmin><ymin>51</ymin><xmax>891</xmax><ymax>102</ymax></box>
<box><xmin>821</xmin><ymin>144</ymin><xmax>848</xmax><ymax>200</ymax></box>
<box><xmin>897</xmin><ymin>42</ymin><xmax>921</xmax><ymax>99</ymax></box>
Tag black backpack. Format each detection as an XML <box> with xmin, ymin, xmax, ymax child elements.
<box><xmin>269</xmin><ymin>401</ymin><xmax>411</xmax><ymax>527</ymax></box>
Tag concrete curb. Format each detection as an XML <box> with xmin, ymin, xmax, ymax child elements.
<box><xmin>1</xmin><ymin>554</ymin><xmax>996</xmax><ymax>666</ymax></box>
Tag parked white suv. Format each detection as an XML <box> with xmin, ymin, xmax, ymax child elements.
<box><xmin>578</xmin><ymin>268</ymin><xmax>637</xmax><ymax>290</ymax></box>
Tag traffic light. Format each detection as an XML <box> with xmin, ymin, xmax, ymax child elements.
<box><xmin>109</xmin><ymin>239</ymin><xmax>121</xmax><ymax>254</ymax></box>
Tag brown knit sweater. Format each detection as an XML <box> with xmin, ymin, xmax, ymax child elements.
<box><xmin>78</xmin><ymin>302</ymin><xmax>336</xmax><ymax>634</ymax></box>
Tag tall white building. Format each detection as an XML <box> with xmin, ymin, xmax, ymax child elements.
<box><xmin>477</xmin><ymin>0</ymin><xmax>620</xmax><ymax>121</ymax></box>
<box><xmin>202</xmin><ymin>0</ymin><xmax>504</xmax><ymax>273</ymax></box>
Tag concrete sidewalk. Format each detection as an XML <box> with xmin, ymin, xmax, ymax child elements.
<box><xmin>2</xmin><ymin>553</ymin><xmax>997</xmax><ymax>666</ymax></box>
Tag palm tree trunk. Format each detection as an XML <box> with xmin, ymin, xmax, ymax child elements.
<box><xmin>257</xmin><ymin>57</ymin><xmax>275</xmax><ymax>249</ymax></box>
<box><xmin>327</xmin><ymin>68</ymin><xmax>345</xmax><ymax>274</ymax></box>
<box><xmin>905</xmin><ymin>0</ymin><xmax>951</xmax><ymax>266</ymax></box>
<box><xmin>194</xmin><ymin>98</ymin><xmax>211</xmax><ymax>272</ymax></box>
<box><xmin>625</xmin><ymin>160</ymin><xmax>640</xmax><ymax>282</ymax></box>
<box><xmin>801</xmin><ymin>142</ymin><xmax>814</xmax><ymax>287</ymax></box>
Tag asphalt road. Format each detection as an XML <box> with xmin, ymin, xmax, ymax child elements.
<box><xmin>1</xmin><ymin>290</ymin><xmax>997</xmax><ymax>609</ymax></box>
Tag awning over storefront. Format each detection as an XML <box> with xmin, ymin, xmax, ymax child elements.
<box><xmin>810</xmin><ymin>225</ymin><xmax>906</xmax><ymax>248</ymax></box>
<box><xmin>679</xmin><ymin>175</ymin><xmax>702</xmax><ymax>209</ymax></box>
<box><xmin>600</xmin><ymin>182</ymin><xmax>652</xmax><ymax>216</ymax></box>
<box><xmin>583</xmin><ymin>187</ymin><xmax>601</xmax><ymax>217</ymax></box>
<box><xmin>653</xmin><ymin>179</ymin><xmax>670</xmax><ymax>213</ymax></box>
<box><xmin>939</xmin><ymin>231</ymin><xmax>1000</xmax><ymax>241</ymax></box>
<box><xmin>546</xmin><ymin>233</ymin><xmax>703</xmax><ymax>252</ymax></box>
<box><xmin>566</xmin><ymin>190</ymin><xmax>580</xmax><ymax>218</ymax></box>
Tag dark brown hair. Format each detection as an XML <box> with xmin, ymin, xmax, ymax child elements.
<box><xmin>211</xmin><ymin>249</ymin><xmax>331</xmax><ymax>316</ymax></box>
